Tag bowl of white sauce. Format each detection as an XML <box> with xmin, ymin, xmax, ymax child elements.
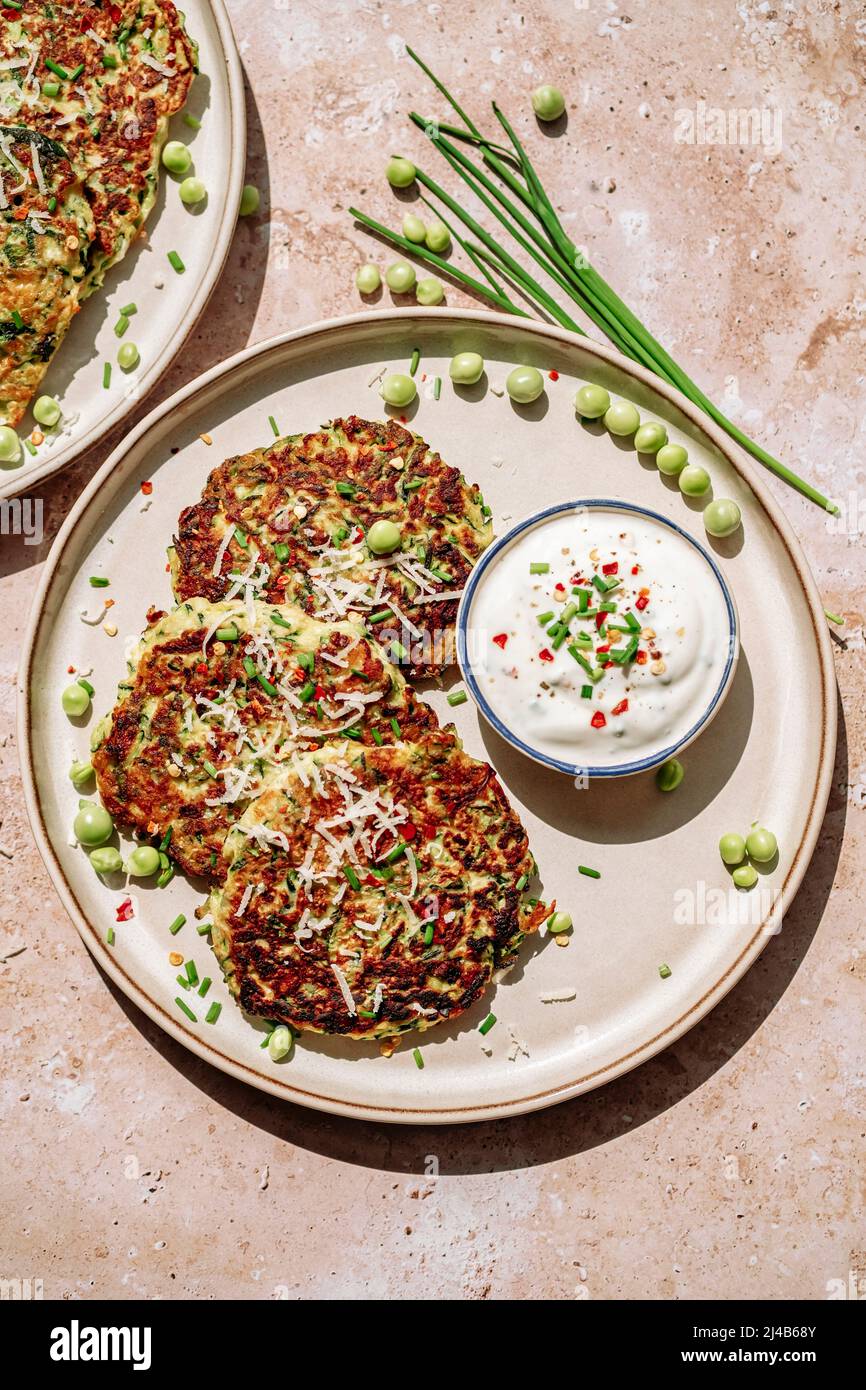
<box><xmin>456</xmin><ymin>500</ymin><xmax>739</xmax><ymax>778</ymax></box>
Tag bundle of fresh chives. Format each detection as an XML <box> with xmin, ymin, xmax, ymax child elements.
<box><xmin>350</xmin><ymin>49</ymin><xmax>835</xmax><ymax>515</ymax></box>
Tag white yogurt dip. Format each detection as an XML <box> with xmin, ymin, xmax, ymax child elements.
<box><xmin>461</xmin><ymin>504</ymin><xmax>736</xmax><ymax>772</ymax></box>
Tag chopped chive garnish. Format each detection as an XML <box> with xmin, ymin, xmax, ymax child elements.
<box><xmin>410</xmin><ymin>347</ymin><xmax>421</xmax><ymax>376</ymax></box>
<box><xmin>198</xmin><ymin>977</ymin><xmax>212</xmax><ymax>998</ymax></box>
<box><xmin>47</xmin><ymin>195</ymin><xmax>57</xmax><ymax>212</ymax></box>
<box><xmin>273</xmin><ymin>542</ymin><xmax>290</xmax><ymax>562</ymax></box>
<box><xmin>169</xmin><ymin>913</ymin><xmax>186</xmax><ymax>935</ymax></box>
<box><xmin>413</xmin><ymin>1047</ymin><xmax>424</xmax><ymax>1069</ymax></box>
<box><xmin>576</xmin><ymin>588</ymin><xmax>589</xmax><ymax>612</ymax></box>
<box><xmin>390</xmin><ymin>716</ymin><xmax>401</xmax><ymax>738</ymax></box>
<box><xmin>371</xmin><ymin>727</ymin><xmax>384</xmax><ymax>746</ymax></box>
<box><xmin>159</xmin><ymin>827</ymin><xmax>173</xmax><ymax>852</ymax></box>
<box><xmin>242</xmin><ymin>656</ymin><xmax>256</xmax><ymax>678</ymax></box>
<box><xmin>343</xmin><ymin>864</ymin><xmax>361</xmax><ymax>890</ymax></box>
<box><xmin>824</xmin><ymin>609</ymin><xmax>844</xmax><ymax>626</ymax></box>
<box><xmin>183</xmin><ymin>113</ymin><xmax>202</xmax><ymax>130</ymax></box>
<box><xmin>157</xmin><ymin>865</ymin><xmax>175</xmax><ymax>889</ymax></box>
<box><xmin>77</xmin><ymin>678</ymin><xmax>95</xmax><ymax>697</ymax></box>
<box><xmin>67</xmin><ymin>62</ymin><xmax>84</xmax><ymax>81</ymax></box>
<box><xmin>516</xmin><ymin>873</ymin><xmax>528</xmax><ymax>890</ymax></box>
<box><xmin>423</xmin><ymin>922</ymin><xmax>435</xmax><ymax>945</ymax></box>
<box><xmin>268</xmin><ymin>414</ymin><xmax>279</xmax><ymax>437</ymax></box>
<box><xmin>297</xmin><ymin>650</ymin><xmax>314</xmax><ymax>669</ymax></box>
<box><xmin>551</xmin><ymin>624</ymin><xmax>569</xmax><ymax>650</ymax></box>
<box><xmin>185</xmin><ymin>960</ymin><xmax>199</xmax><ymax>986</ymax></box>
<box><xmin>659</xmin><ymin>963</ymin><xmax>672</xmax><ymax>979</ymax></box>
<box><xmin>88</xmin><ymin>576</ymin><xmax>110</xmax><ymax>588</ymax></box>
<box><xmin>580</xmin><ymin>684</ymin><xmax>593</xmax><ymax>699</ymax></box>
<box><xmin>591</xmin><ymin>574</ymin><xmax>606</xmax><ymax>594</ymax></box>
<box><xmin>447</xmin><ymin>689</ymin><xmax>468</xmax><ymax>707</ymax></box>
<box><xmin>530</xmin><ymin>561</ymin><xmax>549</xmax><ymax>575</ymax></box>
<box><xmin>256</xmin><ymin>672</ymin><xmax>278</xmax><ymax>697</ymax></box>
<box><xmin>196</xmin><ymin>922</ymin><xmax>211</xmax><ymax>936</ymax></box>
<box><xmin>45</xmin><ymin>59</ymin><xmax>70</xmax><ymax>80</ymax></box>
<box><xmin>234</xmin><ymin>527</ymin><xmax>248</xmax><ymax>548</ymax></box>
<box><xmin>383</xmin><ymin>839</ymin><xmax>408</xmax><ymax>864</ymax></box>
<box><xmin>107</xmin><ymin>927</ymin><xmax>115</xmax><ymax>946</ymax></box>
<box><xmin>335</xmin><ymin>480</ymin><xmax>356</xmax><ymax>497</ymax></box>
<box><xmin>167</xmin><ymin>250</ymin><xmax>185</xmax><ymax>274</ymax></box>
<box><xmin>175</xmin><ymin>997</ymin><xmax>197</xmax><ymax>1022</ymax></box>
<box><xmin>478</xmin><ymin>1012</ymin><xmax>497</xmax><ymax>1036</ymax></box>
<box><xmin>368</xmin><ymin>608</ymin><xmax>394</xmax><ymax>624</ymax></box>
<box><xmin>114</xmin><ymin>314</ymin><xmax>130</xmax><ymax>338</ymax></box>
<box><xmin>433</xmin><ymin>375</ymin><xmax>442</xmax><ymax>400</ymax></box>
<box><xmin>176</xmin><ymin>974</ymin><xmax>189</xmax><ymax>990</ymax></box>
<box><xmin>102</xmin><ymin>362</ymin><xmax>112</xmax><ymax>389</ymax></box>
<box><xmin>102</xmin><ymin>52</ymin><xmax>118</xmax><ymax>69</ymax></box>
<box><xmin>205</xmin><ymin>1001</ymin><xmax>222</xmax><ymax>1024</ymax></box>
<box><xmin>202</xmin><ymin>760</ymin><xmax>219</xmax><ymax>779</ymax></box>
<box><xmin>24</xmin><ymin>439</ymin><xmax>37</xmax><ymax>456</ymax></box>
<box><xmin>298</xmin><ymin>680</ymin><xmax>316</xmax><ymax>703</ymax></box>
<box><xmin>578</xmin><ymin>865</ymin><xmax>601</xmax><ymax>879</ymax></box>
<box><xmin>11</xmin><ymin>309</ymin><xmax>24</xmax><ymax>330</ymax></box>
<box><xmin>537</xmin><ymin>610</ymin><xmax>555</xmax><ymax>625</ymax></box>
<box><xmin>119</xmin><ymin>303</ymin><xmax>137</xmax><ymax>317</ymax></box>
<box><xmin>568</xmin><ymin>645</ymin><xmax>595</xmax><ymax>678</ymax></box>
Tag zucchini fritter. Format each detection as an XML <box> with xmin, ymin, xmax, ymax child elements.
<box><xmin>91</xmin><ymin>597</ymin><xmax>442</xmax><ymax>881</ymax></box>
<box><xmin>209</xmin><ymin>736</ymin><xmax>550</xmax><ymax>1043</ymax></box>
<box><xmin>170</xmin><ymin>416</ymin><xmax>493</xmax><ymax>679</ymax></box>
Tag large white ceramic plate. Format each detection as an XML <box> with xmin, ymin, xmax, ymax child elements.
<box><xmin>0</xmin><ymin>0</ymin><xmax>244</xmax><ymax>501</ymax></box>
<box><xmin>19</xmin><ymin>310</ymin><xmax>836</xmax><ymax>1124</ymax></box>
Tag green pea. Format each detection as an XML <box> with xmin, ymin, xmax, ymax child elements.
<box><xmin>402</xmin><ymin>213</ymin><xmax>426</xmax><ymax>243</ymax></box>
<box><xmin>90</xmin><ymin>846</ymin><xmax>123</xmax><ymax>876</ymax></box>
<box><xmin>547</xmin><ymin>911</ymin><xmax>572</xmax><ymax>934</ymax></box>
<box><xmin>355</xmin><ymin>262</ymin><xmax>381</xmax><ymax>294</ymax></box>
<box><xmin>425</xmin><ymin>221</ymin><xmax>451</xmax><ymax>254</ymax></box>
<box><xmin>416</xmin><ymin>276</ymin><xmax>444</xmax><ymax>306</ymax></box>
<box><xmin>704</xmin><ymin>498</ymin><xmax>742</xmax><ymax>538</ymax></box>
<box><xmin>128</xmin><ymin>844</ymin><xmax>161</xmax><ymax>877</ymax></box>
<box><xmin>69</xmin><ymin>760</ymin><xmax>94</xmax><ymax>791</ymax></box>
<box><xmin>74</xmin><ymin>803</ymin><xmax>114</xmax><ymax>848</ymax></box>
<box><xmin>449</xmin><ymin>351</ymin><xmax>484</xmax><ymax>385</ymax></box>
<box><xmin>745</xmin><ymin>827</ymin><xmax>777</xmax><ymax>862</ymax></box>
<box><xmin>718</xmin><ymin>832</ymin><xmax>746</xmax><ymax>866</ymax></box>
<box><xmin>384</xmin><ymin>260</ymin><xmax>416</xmax><ymax>294</ymax></box>
<box><xmin>0</xmin><ymin>425</ymin><xmax>21</xmax><ymax>463</ymax></box>
<box><xmin>380</xmin><ymin>372</ymin><xmax>416</xmax><ymax>408</ymax></box>
<box><xmin>656</xmin><ymin>443</ymin><xmax>688</xmax><ymax>476</ymax></box>
<box><xmin>162</xmin><ymin>140</ymin><xmax>191</xmax><ymax>175</ymax></box>
<box><xmin>634</xmin><ymin>421</ymin><xmax>668</xmax><ymax>454</ymax></box>
<box><xmin>33</xmin><ymin>395</ymin><xmax>61</xmax><ymax>429</ymax></box>
<box><xmin>604</xmin><ymin>400</ymin><xmax>640</xmax><ymax>436</ymax></box>
<box><xmin>575</xmin><ymin>383</ymin><xmax>610</xmax><ymax>419</ymax></box>
<box><xmin>732</xmin><ymin>862</ymin><xmax>758</xmax><ymax>890</ymax></box>
<box><xmin>385</xmin><ymin>156</ymin><xmax>416</xmax><ymax>188</ymax></box>
<box><xmin>506</xmin><ymin>365</ymin><xmax>545</xmax><ymax>404</ymax></box>
<box><xmin>531</xmin><ymin>84</ymin><xmax>566</xmax><ymax>122</ymax></box>
<box><xmin>367</xmin><ymin>519</ymin><xmax>402</xmax><ymax>555</ymax></box>
<box><xmin>239</xmin><ymin>183</ymin><xmax>260</xmax><ymax>216</ymax></box>
<box><xmin>268</xmin><ymin>1024</ymin><xmax>294</xmax><ymax>1062</ymax></box>
<box><xmin>679</xmin><ymin>464</ymin><xmax>711</xmax><ymax>497</ymax></box>
<box><xmin>118</xmin><ymin>342</ymin><xmax>139</xmax><ymax>372</ymax></box>
<box><xmin>179</xmin><ymin>176</ymin><xmax>207</xmax><ymax>206</ymax></box>
<box><xmin>62</xmin><ymin>683</ymin><xmax>91</xmax><ymax>718</ymax></box>
<box><xmin>655</xmin><ymin>757</ymin><xmax>684</xmax><ymax>792</ymax></box>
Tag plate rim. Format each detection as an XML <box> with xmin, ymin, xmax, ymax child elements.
<box><xmin>0</xmin><ymin>0</ymin><xmax>246</xmax><ymax>500</ymax></box>
<box><xmin>456</xmin><ymin>496</ymin><xmax>740</xmax><ymax>779</ymax></box>
<box><xmin>16</xmin><ymin>307</ymin><xmax>838</xmax><ymax>1124</ymax></box>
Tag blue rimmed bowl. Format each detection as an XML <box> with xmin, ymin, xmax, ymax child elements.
<box><xmin>456</xmin><ymin>499</ymin><xmax>739</xmax><ymax>779</ymax></box>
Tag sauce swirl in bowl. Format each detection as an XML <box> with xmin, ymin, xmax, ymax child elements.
<box><xmin>457</xmin><ymin>501</ymin><xmax>739</xmax><ymax>777</ymax></box>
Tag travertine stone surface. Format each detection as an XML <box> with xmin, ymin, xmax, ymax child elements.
<box><xmin>1</xmin><ymin>0</ymin><xmax>863</xmax><ymax>1300</ymax></box>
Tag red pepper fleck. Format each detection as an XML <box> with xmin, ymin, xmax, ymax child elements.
<box><xmin>636</xmin><ymin>649</ymin><xmax>648</xmax><ymax>665</ymax></box>
<box><xmin>314</xmin><ymin>684</ymin><xmax>326</xmax><ymax>700</ymax></box>
<box><xmin>602</xmin><ymin>660</ymin><xmax>614</xmax><ymax>668</ymax></box>
<box><xmin>115</xmin><ymin>898</ymin><xmax>134</xmax><ymax>922</ymax></box>
<box><xmin>602</xmin><ymin>561</ymin><xmax>618</xmax><ymax>575</ymax></box>
<box><xmin>650</xmin><ymin>649</ymin><xmax>661</xmax><ymax>661</ymax></box>
<box><xmin>492</xmin><ymin>632</ymin><xmax>508</xmax><ymax>649</ymax></box>
<box><xmin>67</xmin><ymin>665</ymin><xmax>75</xmax><ymax>674</ymax></box>
<box><xmin>595</xmin><ymin>611</ymin><xmax>606</xmax><ymax>628</ymax></box>
<box><xmin>596</xmin><ymin>644</ymin><xmax>610</xmax><ymax>654</ymax></box>
<box><xmin>538</xmin><ymin>647</ymin><xmax>554</xmax><ymax>662</ymax></box>
<box><xmin>196</xmin><ymin>662</ymin><xmax>208</xmax><ymax>674</ymax></box>
<box><xmin>611</xmin><ymin>699</ymin><xmax>629</xmax><ymax>716</ymax></box>
<box><xmin>548</xmin><ymin>369</ymin><xmax>560</xmax><ymax>381</ymax></box>
<box><xmin>631</xmin><ymin>564</ymin><xmax>640</xmax><ymax>575</ymax></box>
<box><xmin>140</xmin><ymin>480</ymin><xmax>153</xmax><ymax>495</ymax></box>
<box><xmin>635</xmin><ymin>594</ymin><xmax>649</xmax><ymax>611</ymax></box>
<box><xmin>591</xmin><ymin>710</ymin><xmax>607</xmax><ymax>729</ymax></box>
<box><xmin>402</xmin><ymin>822</ymin><xmax>418</xmax><ymax>841</ymax></box>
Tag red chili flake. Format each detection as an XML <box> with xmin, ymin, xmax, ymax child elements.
<box><xmin>590</xmin><ymin>710</ymin><xmax>607</xmax><ymax>729</ymax></box>
<box><xmin>548</xmin><ymin>369</ymin><xmax>559</xmax><ymax>381</ymax></box>
<box><xmin>571</xmin><ymin>574</ymin><xmax>586</xmax><ymax>585</ymax></box>
<box><xmin>611</xmin><ymin>699</ymin><xmax>629</xmax><ymax>716</ymax></box>
<box><xmin>115</xmin><ymin>898</ymin><xmax>135</xmax><ymax>922</ymax></box>
<box><xmin>595</xmin><ymin>611</ymin><xmax>606</xmax><ymax>628</ymax></box>
<box><xmin>602</xmin><ymin>561</ymin><xmax>618</xmax><ymax>576</ymax></box>
<box><xmin>67</xmin><ymin>665</ymin><xmax>75</xmax><ymax>674</ymax></box>
<box><xmin>314</xmin><ymin>684</ymin><xmax>326</xmax><ymax>700</ymax></box>
<box><xmin>650</xmin><ymin>649</ymin><xmax>661</xmax><ymax>661</ymax></box>
<box><xmin>631</xmin><ymin>564</ymin><xmax>640</xmax><ymax>575</ymax></box>
<box><xmin>165</xmin><ymin>562</ymin><xmax>171</xmax><ymax>572</ymax></box>
<box><xmin>602</xmin><ymin>660</ymin><xmax>614</xmax><ymax>668</ymax></box>
<box><xmin>110</xmin><ymin>4</ymin><xmax>122</xmax><ymax>20</ymax></box>
<box><xmin>596</xmin><ymin>644</ymin><xmax>610</xmax><ymax>654</ymax></box>
<box><xmin>636</xmin><ymin>650</ymin><xmax>648</xmax><ymax>665</ymax></box>
<box><xmin>140</xmin><ymin>480</ymin><xmax>153</xmax><ymax>495</ymax></box>
<box><xmin>538</xmin><ymin>647</ymin><xmax>554</xmax><ymax>662</ymax></box>
<box><xmin>492</xmin><ymin>632</ymin><xmax>508</xmax><ymax>649</ymax></box>
<box><xmin>635</xmin><ymin>594</ymin><xmax>649</xmax><ymax>611</ymax></box>
<box><xmin>402</xmin><ymin>822</ymin><xmax>418</xmax><ymax>841</ymax></box>
<box><xmin>195</xmin><ymin>662</ymin><xmax>208</xmax><ymax>674</ymax></box>
<box><xmin>104</xmin><ymin>598</ymin><xmax>115</xmax><ymax>608</ymax></box>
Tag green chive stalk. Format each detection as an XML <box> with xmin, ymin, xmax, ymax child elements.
<box><xmin>351</xmin><ymin>49</ymin><xmax>836</xmax><ymax>515</ymax></box>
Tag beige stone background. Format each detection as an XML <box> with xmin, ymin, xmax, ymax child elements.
<box><xmin>1</xmin><ymin>0</ymin><xmax>864</xmax><ymax>1300</ymax></box>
